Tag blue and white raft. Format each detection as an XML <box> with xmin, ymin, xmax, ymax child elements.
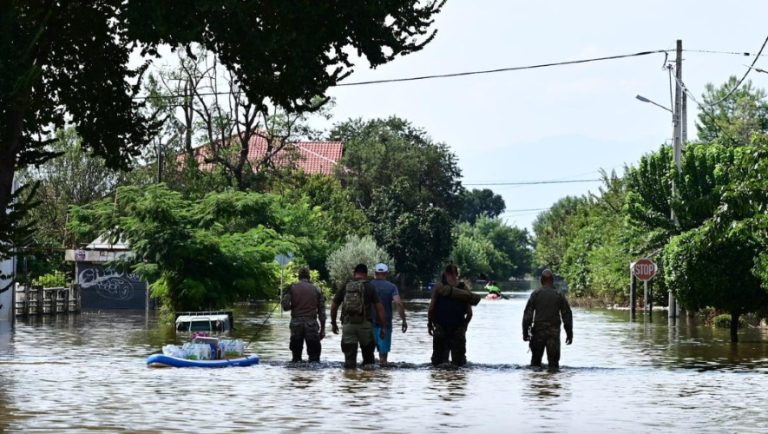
<box><xmin>147</xmin><ymin>336</ymin><xmax>258</xmax><ymax>368</ymax></box>
<box><xmin>146</xmin><ymin>353</ymin><xmax>259</xmax><ymax>368</ymax></box>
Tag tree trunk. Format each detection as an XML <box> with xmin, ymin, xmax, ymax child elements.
<box><xmin>730</xmin><ymin>310</ymin><xmax>739</xmax><ymax>343</ymax></box>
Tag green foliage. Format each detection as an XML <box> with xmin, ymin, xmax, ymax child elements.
<box><xmin>368</xmin><ymin>179</ymin><xmax>454</xmax><ymax>285</ymax></box>
<box><xmin>453</xmin><ymin>217</ymin><xmax>532</xmax><ymax>280</ymax></box>
<box><xmin>1</xmin><ymin>0</ymin><xmax>445</xmax><ymax>256</ymax></box>
<box><xmin>532</xmin><ymin>196</ymin><xmax>589</xmax><ymax>270</ymax></box>
<box><xmin>697</xmin><ymin>76</ymin><xmax>768</xmax><ymax>145</ymax></box>
<box><xmin>662</xmin><ymin>222</ymin><xmax>768</xmax><ymax>319</ymax></box>
<box><xmin>68</xmin><ymin>184</ymin><xmax>334</xmax><ymax>311</ymax></box>
<box><xmin>331</xmin><ymin>117</ymin><xmax>464</xmax><ymax>216</ymax></box>
<box><xmin>712</xmin><ymin>313</ymin><xmax>746</xmax><ymax>329</ymax></box>
<box><xmin>459</xmin><ymin>189</ymin><xmax>506</xmax><ymax>224</ymax></box>
<box><xmin>326</xmin><ymin>235</ymin><xmax>393</xmax><ymax>290</ymax></box>
<box><xmin>32</xmin><ymin>271</ymin><xmax>68</xmax><ymax>288</ymax></box>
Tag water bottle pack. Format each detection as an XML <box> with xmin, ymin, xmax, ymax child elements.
<box><xmin>219</xmin><ymin>339</ymin><xmax>245</xmax><ymax>358</ymax></box>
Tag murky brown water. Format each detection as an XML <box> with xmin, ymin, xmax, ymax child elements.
<box><xmin>1</xmin><ymin>291</ymin><xmax>768</xmax><ymax>433</ymax></box>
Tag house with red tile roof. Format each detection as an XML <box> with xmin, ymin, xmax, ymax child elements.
<box><xmin>187</xmin><ymin>133</ymin><xmax>343</xmax><ymax>176</ymax></box>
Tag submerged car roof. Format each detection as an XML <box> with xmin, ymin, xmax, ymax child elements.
<box><xmin>176</xmin><ymin>314</ymin><xmax>230</xmax><ymax>323</ymax></box>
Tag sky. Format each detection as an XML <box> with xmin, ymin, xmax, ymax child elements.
<box><xmin>313</xmin><ymin>0</ymin><xmax>768</xmax><ymax>231</ymax></box>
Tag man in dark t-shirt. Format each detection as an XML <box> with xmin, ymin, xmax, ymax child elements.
<box><xmin>331</xmin><ymin>263</ymin><xmax>386</xmax><ymax>369</ymax></box>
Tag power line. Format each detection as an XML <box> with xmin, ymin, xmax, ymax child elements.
<box><xmin>133</xmin><ymin>49</ymin><xmax>671</xmax><ymax>100</ymax></box>
<box><xmin>464</xmin><ymin>179</ymin><xmax>602</xmax><ymax>186</ymax></box>
<box><xmin>704</xmin><ymin>34</ymin><xmax>768</xmax><ymax>106</ymax></box>
<box><xmin>683</xmin><ymin>49</ymin><xmax>752</xmax><ymax>56</ymax></box>
<box><xmin>335</xmin><ymin>49</ymin><xmax>670</xmax><ymax>87</ymax></box>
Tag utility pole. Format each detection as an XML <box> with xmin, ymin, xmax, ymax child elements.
<box><xmin>669</xmin><ymin>39</ymin><xmax>683</xmax><ymax>322</ymax></box>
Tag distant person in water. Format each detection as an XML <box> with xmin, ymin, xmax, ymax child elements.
<box><xmin>522</xmin><ymin>269</ymin><xmax>573</xmax><ymax>372</ymax></box>
<box><xmin>485</xmin><ymin>281</ymin><xmax>501</xmax><ymax>296</ymax></box>
<box><xmin>428</xmin><ymin>264</ymin><xmax>477</xmax><ymax>366</ymax></box>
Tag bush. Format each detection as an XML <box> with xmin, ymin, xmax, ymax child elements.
<box><xmin>32</xmin><ymin>271</ymin><xmax>68</xmax><ymax>288</ymax></box>
<box><xmin>712</xmin><ymin>313</ymin><xmax>746</xmax><ymax>329</ymax></box>
<box><xmin>326</xmin><ymin>235</ymin><xmax>393</xmax><ymax>290</ymax></box>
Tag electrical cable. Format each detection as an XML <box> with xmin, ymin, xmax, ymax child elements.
<box><xmin>703</xmin><ymin>35</ymin><xmax>768</xmax><ymax>106</ymax></box>
<box><xmin>464</xmin><ymin>179</ymin><xmax>601</xmax><ymax>186</ymax></box>
<box><xmin>335</xmin><ymin>50</ymin><xmax>670</xmax><ymax>87</ymax></box>
<box><xmin>133</xmin><ymin>49</ymin><xmax>671</xmax><ymax>100</ymax></box>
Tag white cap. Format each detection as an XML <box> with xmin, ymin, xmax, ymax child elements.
<box><xmin>374</xmin><ymin>263</ymin><xmax>389</xmax><ymax>273</ymax></box>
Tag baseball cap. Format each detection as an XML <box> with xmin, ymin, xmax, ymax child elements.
<box><xmin>375</xmin><ymin>263</ymin><xmax>389</xmax><ymax>273</ymax></box>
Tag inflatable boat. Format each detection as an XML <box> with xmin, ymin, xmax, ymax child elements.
<box><xmin>146</xmin><ymin>353</ymin><xmax>260</xmax><ymax>368</ymax></box>
<box><xmin>485</xmin><ymin>293</ymin><xmax>503</xmax><ymax>300</ymax></box>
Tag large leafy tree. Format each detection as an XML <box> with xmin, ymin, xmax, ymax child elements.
<box><xmin>697</xmin><ymin>76</ymin><xmax>768</xmax><ymax>145</ymax></box>
<box><xmin>459</xmin><ymin>188</ymin><xmax>506</xmax><ymax>224</ymax></box>
<box><xmin>331</xmin><ymin>116</ymin><xmax>464</xmax><ymax>216</ymax></box>
<box><xmin>0</xmin><ymin>0</ymin><xmax>446</xmax><ymax>255</ymax></box>
<box><xmin>368</xmin><ymin>178</ymin><xmax>454</xmax><ymax>286</ymax></box>
<box><xmin>532</xmin><ymin>195</ymin><xmax>589</xmax><ymax>271</ymax></box>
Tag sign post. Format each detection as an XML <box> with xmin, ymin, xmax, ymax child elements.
<box><xmin>631</xmin><ymin>258</ymin><xmax>657</xmax><ymax>321</ymax></box>
<box><xmin>275</xmin><ymin>253</ymin><xmax>293</xmax><ymax>317</ymax></box>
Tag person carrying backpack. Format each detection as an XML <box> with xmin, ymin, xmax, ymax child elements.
<box><xmin>330</xmin><ymin>263</ymin><xmax>387</xmax><ymax>369</ymax></box>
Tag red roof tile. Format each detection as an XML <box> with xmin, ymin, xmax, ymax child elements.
<box><xmin>185</xmin><ymin>134</ymin><xmax>343</xmax><ymax>176</ymax></box>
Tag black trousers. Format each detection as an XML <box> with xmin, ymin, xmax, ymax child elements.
<box><xmin>529</xmin><ymin>327</ymin><xmax>561</xmax><ymax>370</ymax></box>
<box><xmin>431</xmin><ymin>324</ymin><xmax>467</xmax><ymax>366</ymax></box>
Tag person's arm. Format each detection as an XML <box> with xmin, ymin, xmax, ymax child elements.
<box><xmin>393</xmin><ymin>294</ymin><xmax>407</xmax><ymax>333</ymax></box>
<box><xmin>427</xmin><ymin>285</ymin><xmax>440</xmax><ymax>336</ymax></box>
<box><xmin>317</xmin><ymin>289</ymin><xmax>327</xmax><ymax>339</ymax></box>
<box><xmin>280</xmin><ymin>284</ymin><xmax>292</xmax><ymax>311</ymax></box>
<box><xmin>374</xmin><ymin>302</ymin><xmax>387</xmax><ymax>339</ymax></box>
<box><xmin>560</xmin><ymin>293</ymin><xmax>573</xmax><ymax>345</ymax></box>
<box><xmin>330</xmin><ymin>289</ymin><xmax>344</xmax><ymax>334</ymax></box>
<box><xmin>464</xmin><ymin>304</ymin><xmax>473</xmax><ymax>327</ymax></box>
<box><xmin>522</xmin><ymin>291</ymin><xmax>536</xmax><ymax>341</ymax></box>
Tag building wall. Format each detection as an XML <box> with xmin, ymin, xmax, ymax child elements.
<box><xmin>76</xmin><ymin>262</ymin><xmax>148</xmax><ymax>310</ymax></box>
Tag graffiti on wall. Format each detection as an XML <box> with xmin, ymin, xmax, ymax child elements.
<box><xmin>78</xmin><ymin>266</ymin><xmax>142</xmax><ymax>301</ymax></box>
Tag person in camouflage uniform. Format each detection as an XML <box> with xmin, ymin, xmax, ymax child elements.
<box><xmin>522</xmin><ymin>269</ymin><xmax>573</xmax><ymax>372</ymax></box>
<box><xmin>330</xmin><ymin>263</ymin><xmax>387</xmax><ymax>369</ymax></box>
<box><xmin>281</xmin><ymin>268</ymin><xmax>326</xmax><ymax>362</ymax></box>
<box><xmin>428</xmin><ymin>264</ymin><xmax>480</xmax><ymax>366</ymax></box>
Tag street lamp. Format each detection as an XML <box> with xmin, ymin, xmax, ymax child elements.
<box><xmin>635</xmin><ymin>94</ymin><xmax>672</xmax><ymax>113</ymax></box>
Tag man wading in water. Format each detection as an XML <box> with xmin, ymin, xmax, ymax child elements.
<box><xmin>522</xmin><ymin>269</ymin><xmax>573</xmax><ymax>372</ymax></box>
<box><xmin>331</xmin><ymin>264</ymin><xmax>387</xmax><ymax>369</ymax></box>
<box><xmin>428</xmin><ymin>264</ymin><xmax>481</xmax><ymax>366</ymax></box>
<box><xmin>281</xmin><ymin>268</ymin><xmax>326</xmax><ymax>363</ymax></box>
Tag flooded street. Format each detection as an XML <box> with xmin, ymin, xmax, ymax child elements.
<box><xmin>1</xmin><ymin>290</ymin><xmax>768</xmax><ymax>433</ymax></box>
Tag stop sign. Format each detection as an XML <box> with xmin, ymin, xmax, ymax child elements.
<box><xmin>632</xmin><ymin>258</ymin><xmax>657</xmax><ymax>281</ymax></box>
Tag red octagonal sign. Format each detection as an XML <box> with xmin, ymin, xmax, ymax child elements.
<box><xmin>632</xmin><ymin>258</ymin><xmax>657</xmax><ymax>281</ymax></box>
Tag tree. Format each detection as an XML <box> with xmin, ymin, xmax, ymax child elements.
<box><xmin>326</xmin><ymin>235</ymin><xmax>393</xmax><ymax>290</ymax></box>
<box><xmin>663</xmin><ymin>223</ymin><xmax>768</xmax><ymax>342</ymax></box>
<box><xmin>331</xmin><ymin>117</ymin><xmax>464</xmax><ymax>215</ymax></box>
<box><xmin>14</xmin><ymin>128</ymin><xmax>123</xmax><ymax>280</ymax></box>
<box><xmin>532</xmin><ymin>196</ymin><xmax>589</xmax><ymax>271</ymax></box>
<box><xmin>1</xmin><ymin>1</ymin><xmax>446</xmax><ymax>255</ymax></box>
<box><xmin>367</xmin><ymin>178</ymin><xmax>454</xmax><ymax>286</ymax></box>
<box><xmin>697</xmin><ymin>76</ymin><xmax>768</xmax><ymax>145</ymax></box>
<box><xmin>459</xmin><ymin>188</ymin><xmax>506</xmax><ymax>224</ymax></box>
<box><xmin>68</xmin><ymin>185</ymin><xmax>332</xmax><ymax>312</ymax></box>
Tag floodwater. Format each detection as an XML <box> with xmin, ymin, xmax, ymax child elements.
<box><xmin>1</xmin><ymin>291</ymin><xmax>768</xmax><ymax>433</ymax></box>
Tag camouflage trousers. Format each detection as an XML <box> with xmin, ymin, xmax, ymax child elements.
<box><xmin>529</xmin><ymin>325</ymin><xmax>561</xmax><ymax>371</ymax></box>
<box><xmin>341</xmin><ymin>321</ymin><xmax>375</xmax><ymax>368</ymax></box>
<box><xmin>431</xmin><ymin>324</ymin><xmax>467</xmax><ymax>366</ymax></box>
<box><xmin>289</xmin><ymin>317</ymin><xmax>321</xmax><ymax>362</ymax></box>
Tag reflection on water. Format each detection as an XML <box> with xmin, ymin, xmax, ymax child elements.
<box><xmin>0</xmin><ymin>293</ymin><xmax>766</xmax><ymax>432</ymax></box>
